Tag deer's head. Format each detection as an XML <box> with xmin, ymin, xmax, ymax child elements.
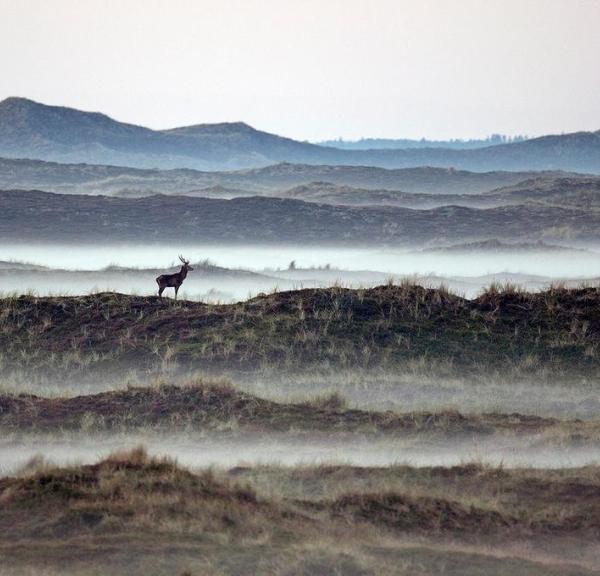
<box><xmin>179</xmin><ymin>255</ymin><xmax>194</xmax><ymax>271</ymax></box>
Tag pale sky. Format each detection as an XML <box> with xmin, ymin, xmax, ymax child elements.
<box><xmin>1</xmin><ymin>0</ymin><xmax>599</xmax><ymax>141</ymax></box>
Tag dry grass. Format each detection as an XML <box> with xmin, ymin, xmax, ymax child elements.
<box><xmin>2</xmin><ymin>284</ymin><xmax>600</xmax><ymax>386</ymax></box>
<box><xmin>1</xmin><ymin>381</ymin><xmax>599</xmax><ymax>442</ymax></box>
<box><xmin>230</xmin><ymin>462</ymin><xmax>600</xmax><ymax>531</ymax></box>
<box><xmin>0</xmin><ymin>450</ymin><xmax>599</xmax><ymax>575</ymax></box>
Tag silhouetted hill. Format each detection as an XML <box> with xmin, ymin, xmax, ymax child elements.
<box><xmin>3</xmin><ymin>189</ymin><xmax>600</xmax><ymax>245</ymax></box>
<box><xmin>1</xmin><ymin>98</ymin><xmax>599</xmax><ymax>171</ymax></box>
<box><xmin>0</xmin><ymin>97</ymin><xmax>331</xmax><ymax>170</ymax></box>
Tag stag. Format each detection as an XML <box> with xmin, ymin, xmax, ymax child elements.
<box><xmin>156</xmin><ymin>256</ymin><xmax>194</xmax><ymax>298</ymax></box>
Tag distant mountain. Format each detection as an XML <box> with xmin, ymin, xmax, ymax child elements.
<box><xmin>0</xmin><ymin>97</ymin><xmax>332</xmax><ymax>170</ymax></box>
<box><xmin>0</xmin><ymin>156</ymin><xmax>573</xmax><ymax>197</ymax></box>
<box><xmin>347</xmin><ymin>131</ymin><xmax>600</xmax><ymax>173</ymax></box>
<box><xmin>1</xmin><ymin>98</ymin><xmax>600</xmax><ymax>172</ymax></box>
<box><xmin>3</xmin><ymin>189</ymin><xmax>600</xmax><ymax>245</ymax></box>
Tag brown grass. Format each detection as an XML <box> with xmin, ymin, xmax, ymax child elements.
<box><xmin>1</xmin><ymin>451</ymin><xmax>599</xmax><ymax>575</ymax></box>
<box><xmin>1</xmin><ymin>381</ymin><xmax>598</xmax><ymax>441</ymax></box>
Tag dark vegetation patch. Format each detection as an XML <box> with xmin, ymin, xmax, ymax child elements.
<box><xmin>329</xmin><ymin>492</ymin><xmax>515</xmax><ymax>534</ymax></box>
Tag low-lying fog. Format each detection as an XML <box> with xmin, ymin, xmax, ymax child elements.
<box><xmin>1</xmin><ymin>244</ymin><xmax>600</xmax><ymax>301</ymax></box>
<box><xmin>2</xmin><ymin>244</ymin><xmax>600</xmax><ymax>277</ymax></box>
<box><xmin>3</xmin><ymin>373</ymin><xmax>598</xmax><ymax>420</ymax></box>
<box><xmin>239</xmin><ymin>376</ymin><xmax>600</xmax><ymax>420</ymax></box>
<box><xmin>1</xmin><ymin>434</ymin><xmax>598</xmax><ymax>477</ymax></box>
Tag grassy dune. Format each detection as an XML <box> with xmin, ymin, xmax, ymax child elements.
<box><xmin>0</xmin><ymin>448</ymin><xmax>598</xmax><ymax>575</ymax></box>
<box><xmin>2</xmin><ymin>285</ymin><xmax>600</xmax><ymax>574</ymax></box>
<box><xmin>1</xmin><ymin>381</ymin><xmax>599</xmax><ymax>443</ymax></box>
<box><xmin>2</xmin><ymin>284</ymin><xmax>600</xmax><ymax>385</ymax></box>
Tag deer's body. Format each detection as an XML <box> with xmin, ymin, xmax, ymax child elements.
<box><xmin>156</xmin><ymin>256</ymin><xmax>193</xmax><ymax>298</ymax></box>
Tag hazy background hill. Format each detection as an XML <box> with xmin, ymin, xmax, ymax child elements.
<box><xmin>0</xmin><ymin>97</ymin><xmax>333</xmax><ymax>170</ymax></box>
<box><xmin>283</xmin><ymin>175</ymin><xmax>600</xmax><ymax>209</ymax></box>
<box><xmin>1</xmin><ymin>97</ymin><xmax>600</xmax><ymax>172</ymax></box>
<box><xmin>0</xmin><ymin>156</ymin><xmax>579</xmax><ymax>197</ymax></box>
<box><xmin>3</xmin><ymin>189</ymin><xmax>600</xmax><ymax>245</ymax></box>
<box><xmin>318</xmin><ymin>134</ymin><xmax>529</xmax><ymax>150</ymax></box>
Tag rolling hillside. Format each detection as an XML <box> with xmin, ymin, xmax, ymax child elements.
<box><xmin>0</xmin><ymin>156</ymin><xmax>576</xmax><ymax>196</ymax></box>
<box><xmin>2</xmin><ymin>188</ymin><xmax>600</xmax><ymax>244</ymax></box>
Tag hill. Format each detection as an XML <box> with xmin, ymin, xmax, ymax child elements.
<box><xmin>1</xmin><ymin>98</ymin><xmax>600</xmax><ymax>172</ymax></box>
<box><xmin>3</xmin><ymin>381</ymin><xmax>576</xmax><ymax>437</ymax></box>
<box><xmin>484</xmin><ymin>176</ymin><xmax>600</xmax><ymax>210</ymax></box>
<box><xmin>246</xmin><ymin>163</ymin><xmax>556</xmax><ymax>194</ymax></box>
<box><xmin>2</xmin><ymin>188</ymin><xmax>600</xmax><ymax>244</ymax></box>
<box><xmin>419</xmin><ymin>239</ymin><xmax>586</xmax><ymax>253</ymax></box>
<box><xmin>351</xmin><ymin>132</ymin><xmax>600</xmax><ymax>173</ymax></box>
<box><xmin>282</xmin><ymin>181</ymin><xmax>493</xmax><ymax>208</ymax></box>
<box><xmin>0</xmin><ymin>97</ymin><xmax>332</xmax><ymax>170</ymax></box>
<box><xmin>3</xmin><ymin>286</ymin><xmax>600</xmax><ymax>382</ymax></box>
<box><xmin>284</xmin><ymin>174</ymin><xmax>600</xmax><ymax>209</ymax></box>
<box><xmin>318</xmin><ymin>134</ymin><xmax>528</xmax><ymax>150</ymax></box>
<box><xmin>0</xmin><ymin>156</ymin><xmax>565</xmax><ymax>196</ymax></box>
<box><xmin>2</xmin><ymin>449</ymin><xmax>597</xmax><ymax>575</ymax></box>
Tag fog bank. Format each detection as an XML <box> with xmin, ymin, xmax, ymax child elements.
<box><xmin>1</xmin><ymin>434</ymin><xmax>598</xmax><ymax>477</ymax></box>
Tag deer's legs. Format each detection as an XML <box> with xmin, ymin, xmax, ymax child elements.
<box><xmin>158</xmin><ymin>285</ymin><xmax>165</xmax><ymax>297</ymax></box>
<box><xmin>175</xmin><ymin>285</ymin><xmax>180</xmax><ymax>299</ymax></box>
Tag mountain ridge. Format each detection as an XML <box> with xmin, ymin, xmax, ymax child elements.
<box><xmin>1</xmin><ymin>97</ymin><xmax>600</xmax><ymax>172</ymax></box>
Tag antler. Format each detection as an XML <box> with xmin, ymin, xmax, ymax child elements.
<box><xmin>178</xmin><ymin>255</ymin><xmax>188</xmax><ymax>264</ymax></box>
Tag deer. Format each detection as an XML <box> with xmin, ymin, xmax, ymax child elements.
<box><xmin>156</xmin><ymin>255</ymin><xmax>194</xmax><ymax>298</ymax></box>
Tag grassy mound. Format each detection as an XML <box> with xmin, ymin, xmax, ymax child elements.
<box><xmin>330</xmin><ymin>491</ymin><xmax>515</xmax><ymax>534</ymax></box>
<box><xmin>1</xmin><ymin>452</ymin><xmax>599</xmax><ymax>575</ymax></box>
<box><xmin>2</xmin><ymin>381</ymin><xmax>596</xmax><ymax>439</ymax></box>
<box><xmin>235</xmin><ymin>463</ymin><xmax>600</xmax><ymax>538</ymax></box>
<box><xmin>3</xmin><ymin>451</ymin><xmax>600</xmax><ymax>541</ymax></box>
<box><xmin>0</xmin><ymin>447</ymin><xmax>295</xmax><ymax>542</ymax></box>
